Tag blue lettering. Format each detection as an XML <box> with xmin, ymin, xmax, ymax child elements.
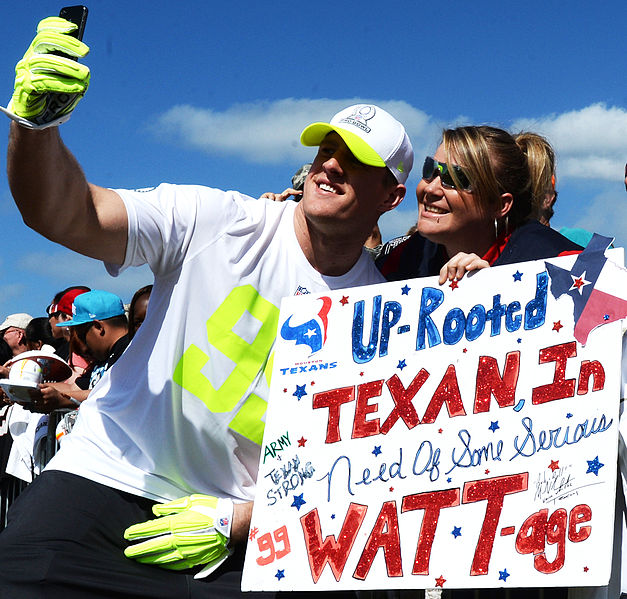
<box><xmin>352</xmin><ymin>296</ymin><xmax>382</xmax><ymax>364</ymax></box>
<box><xmin>443</xmin><ymin>307</ymin><xmax>465</xmax><ymax>345</ymax></box>
<box><xmin>465</xmin><ymin>304</ymin><xmax>487</xmax><ymax>342</ymax></box>
<box><xmin>416</xmin><ymin>287</ymin><xmax>444</xmax><ymax>351</ymax></box>
<box><xmin>380</xmin><ymin>301</ymin><xmax>402</xmax><ymax>357</ymax></box>
<box><xmin>524</xmin><ymin>272</ymin><xmax>548</xmax><ymax>330</ymax></box>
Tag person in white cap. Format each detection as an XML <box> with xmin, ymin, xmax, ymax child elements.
<box><xmin>0</xmin><ymin>14</ymin><xmax>413</xmax><ymax>599</ymax></box>
<box><xmin>0</xmin><ymin>313</ymin><xmax>33</xmax><ymax>358</ymax></box>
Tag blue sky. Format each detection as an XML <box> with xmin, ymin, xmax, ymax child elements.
<box><xmin>0</xmin><ymin>0</ymin><xmax>625</xmax><ymax>319</ymax></box>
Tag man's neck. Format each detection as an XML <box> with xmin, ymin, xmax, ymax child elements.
<box><xmin>293</xmin><ymin>205</ymin><xmax>368</xmax><ymax>276</ymax></box>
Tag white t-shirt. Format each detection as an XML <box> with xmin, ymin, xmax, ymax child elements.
<box><xmin>47</xmin><ymin>184</ymin><xmax>384</xmax><ymax>503</ymax></box>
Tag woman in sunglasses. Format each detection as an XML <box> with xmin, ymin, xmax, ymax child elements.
<box><xmin>377</xmin><ymin>125</ymin><xmax>581</xmax><ymax>282</ymax></box>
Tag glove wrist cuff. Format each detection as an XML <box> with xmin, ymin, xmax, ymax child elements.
<box><xmin>0</xmin><ymin>105</ymin><xmax>70</xmax><ymax>129</ymax></box>
<box><xmin>215</xmin><ymin>497</ymin><xmax>234</xmax><ymax>541</ymax></box>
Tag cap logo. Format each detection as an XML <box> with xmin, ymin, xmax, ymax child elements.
<box><xmin>338</xmin><ymin>105</ymin><xmax>376</xmax><ymax>134</ymax></box>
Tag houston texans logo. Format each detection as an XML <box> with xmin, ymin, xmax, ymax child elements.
<box><xmin>280</xmin><ymin>296</ymin><xmax>332</xmax><ymax>355</ymax></box>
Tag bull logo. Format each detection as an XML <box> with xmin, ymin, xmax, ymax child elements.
<box><xmin>280</xmin><ymin>296</ymin><xmax>332</xmax><ymax>355</ymax></box>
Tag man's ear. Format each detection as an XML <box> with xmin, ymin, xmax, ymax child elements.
<box><xmin>380</xmin><ymin>184</ymin><xmax>406</xmax><ymax>213</ymax></box>
<box><xmin>497</xmin><ymin>192</ymin><xmax>514</xmax><ymax>218</ymax></box>
<box><xmin>92</xmin><ymin>321</ymin><xmax>106</xmax><ymax>336</ymax></box>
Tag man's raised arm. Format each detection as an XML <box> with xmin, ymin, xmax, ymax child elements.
<box><xmin>4</xmin><ymin>16</ymin><xmax>128</xmax><ymax>265</ymax></box>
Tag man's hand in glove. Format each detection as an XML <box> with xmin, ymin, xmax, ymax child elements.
<box><xmin>1</xmin><ymin>16</ymin><xmax>90</xmax><ymax>129</ymax></box>
<box><xmin>124</xmin><ymin>494</ymin><xmax>234</xmax><ymax>575</ymax></box>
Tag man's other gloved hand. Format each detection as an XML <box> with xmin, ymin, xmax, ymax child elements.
<box><xmin>124</xmin><ymin>494</ymin><xmax>234</xmax><ymax>574</ymax></box>
<box><xmin>1</xmin><ymin>17</ymin><xmax>90</xmax><ymax>129</ymax></box>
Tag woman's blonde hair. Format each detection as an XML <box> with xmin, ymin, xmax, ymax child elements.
<box><xmin>514</xmin><ymin>131</ymin><xmax>556</xmax><ymax>224</ymax></box>
<box><xmin>442</xmin><ymin>126</ymin><xmax>533</xmax><ymax>230</ymax></box>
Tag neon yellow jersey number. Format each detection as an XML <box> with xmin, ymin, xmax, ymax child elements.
<box><xmin>173</xmin><ymin>285</ymin><xmax>279</xmax><ymax>445</ymax></box>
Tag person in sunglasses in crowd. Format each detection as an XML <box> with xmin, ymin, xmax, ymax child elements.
<box><xmin>377</xmin><ymin>125</ymin><xmax>582</xmax><ymax>283</ymax></box>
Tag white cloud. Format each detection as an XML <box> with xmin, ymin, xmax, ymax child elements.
<box><xmin>512</xmin><ymin>103</ymin><xmax>627</xmax><ymax>181</ymax></box>
<box><xmin>150</xmin><ymin>98</ymin><xmax>441</xmax><ymax>166</ymax></box>
<box><xmin>152</xmin><ymin>99</ymin><xmax>627</xmax><ymax>186</ymax></box>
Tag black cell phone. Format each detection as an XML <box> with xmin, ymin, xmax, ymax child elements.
<box><xmin>59</xmin><ymin>5</ymin><xmax>88</xmax><ymax>41</ymax></box>
<box><xmin>55</xmin><ymin>6</ymin><xmax>88</xmax><ymax>60</ymax></box>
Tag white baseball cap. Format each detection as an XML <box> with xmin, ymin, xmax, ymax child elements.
<box><xmin>300</xmin><ymin>104</ymin><xmax>414</xmax><ymax>184</ymax></box>
<box><xmin>0</xmin><ymin>313</ymin><xmax>33</xmax><ymax>333</ymax></box>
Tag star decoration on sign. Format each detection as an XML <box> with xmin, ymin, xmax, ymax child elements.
<box><xmin>372</xmin><ymin>445</ymin><xmax>382</xmax><ymax>457</ymax></box>
<box><xmin>293</xmin><ymin>384</ymin><xmax>307</xmax><ymax>400</ymax></box>
<box><xmin>340</xmin><ymin>296</ymin><xmax>349</xmax><ymax>306</ymax></box>
<box><xmin>570</xmin><ymin>270</ymin><xmax>591</xmax><ymax>295</ymax></box>
<box><xmin>275</xmin><ymin>569</ymin><xmax>285</xmax><ymax>581</ymax></box>
<box><xmin>489</xmin><ymin>421</ymin><xmax>499</xmax><ymax>433</ymax></box>
<box><xmin>449</xmin><ymin>279</ymin><xmax>459</xmax><ymax>290</ymax></box>
<box><xmin>566</xmin><ymin>413</ymin><xmax>573</xmax><ymax>418</ymax></box>
<box><xmin>291</xmin><ymin>493</ymin><xmax>306</xmax><ymax>510</ymax></box>
<box><xmin>584</xmin><ymin>566</ymin><xmax>589</xmax><ymax>573</ymax></box>
<box><xmin>549</xmin><ymin>460</ymin><xmax>560</xmax><ymax>472</ymax></box>
<box><xmin>499</xmin><ymin>569</ymin><xmax>510</xmax><ymax>582</ymax></box>
<box><xmin>485</xmin><ymin>469</ymin><xmax>490</xmax><ymax>475</ymax></box>
<box><xmin>513</xmin><ymin>271</ymin><xmax>523</xmax><ymax>281</ymax></box>
<box><xmin>397</xmin><ymin>359</ymin><xmax>407</xmax><ymax>371</ymax></box>
<box><xmin>604</xmin><ymin>314</ymin><xmax>610</xmax><ymax>321</ymax></box>
<box><xmin>552</xmin><ymin>321</ymin><xmax>563</xmax><ymax>332</ymax></box>
<box><xmin>303</xmin><ymin>328</ymin><xmax>317</xmax><ymax>339</ymax></box>
<box><xmin>401</xmin><ymin>285</ymin><xmax>410</xmax><ymax>295</ymax></box>
<box><xmin>586</xmin><ymin>456</ymin><xmax>604</xmax><ymax>476</ymax></box>
<box><xmin>331</xmin><ymin>514</ymin><xmax>335</xmax><ymax>519</ymax></box>
<box><xmin>517</xmin><ymin>338</ymin><xmax>522</xmax><ymax>344</ymax></box>
<box><xmin>435</xmin><ymin>575</ymin><xmax>446</xmax><ymax>588</ymax></box>
<box><xmin>297</xmin><ymin>437</ymin><xmax>307</xmax><ymax>447</ymax></box>
<box><xmin>451</xmin><ymin>526</ymin><xmax>462</xmax><ymax>538</ymax></box>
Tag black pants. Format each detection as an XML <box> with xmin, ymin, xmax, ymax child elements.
<box><xmin>0</xmin><ymin>471</ymin><xmax>275</xmax><ymax>599</ymax></box>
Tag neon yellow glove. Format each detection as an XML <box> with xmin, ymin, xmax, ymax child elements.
<box><xmin>0</xmin><ymin>17</ymin><xmax>90</xmax><ymax>129</ymax></box>
<box><xmin>124</xmin><ymin>495</ymin><xmax>234</xmax><ymax>575</ymax></box>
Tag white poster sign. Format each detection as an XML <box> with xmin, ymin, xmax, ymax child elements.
<box><xmin>243</xmin><ymin>239</ymin><xmax>627</xmax><ymax>592</ymax></box>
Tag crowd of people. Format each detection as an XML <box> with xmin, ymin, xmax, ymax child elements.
<box><xmin>0</xmin><ymin>12</ymin><xmax>624</xmax><ymax>599</ymax></box>
<box><xmin>0</xmin><ymin>285</ymin><xmax>152</xmax><ymax>487</ymax></box>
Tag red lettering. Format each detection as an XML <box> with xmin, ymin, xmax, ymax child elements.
<box><xmin>532</xmin><ymin>342</ymin><xmax>577</xmax><ymax>405</ymax></box>
<box><xmin>568</xmin><ymin>504</ymin><xmax>592</xmax><ymax>542</ymax></box>
<box><xmin>422</xmin><ymin>365</ymin><xmax>466</xmax><ymax>424</ymax></box>
<box><xmin>352</xmin><ymin>380</ymin><xmax>382</xmax><ymax>439</ymax></box>
<box><xmin>401</xmin><ymin>488</ymin><xmax>460</xmax><ymax>575</ymax></box>
<box><xmin>516</xmin><ymin>506</ymin><xmax>580</xmax><ymax>574</ymax></box>
<box><xmin>474</xmin><ymin>352</ymin><xmax>520</xmax><ymax>413</ymax></box>
<box><xmin>354</xmin><ymin>501</ymin><xmax>402</xmax><ymax>580</ymax></box>
<box><xmin>380</xmin><ymin>371</ymin><xmax>428</xmax><ymax>434</ymax></box>
<box><xmin>463</xmin><ymin>473</ymin><xmax>528</xmax><ymax>575</ymax></box>
<box><xmin>534</xmin><ymin>508</ymin><xmax>567</xmax><ymax>573</ymax></box>
<box><xmin>577</xmin><ymin>360</ymin><xmax>605</xmax><ymax>394</ymax></box>
<box><xmin>300</xmin><ymin>504</ymin><xmax>367</xmax><ymax>583</ymax></box>
<box><xmin>312</xmin><ymin>386</ymin><xmax>355</xmax><ymax>443</ymax></box>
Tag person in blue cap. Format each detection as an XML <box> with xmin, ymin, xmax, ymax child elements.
<box><xmin>60</xmin><ymin>290</ymin><xmax>130</xmax><ymax>390</ymax></box>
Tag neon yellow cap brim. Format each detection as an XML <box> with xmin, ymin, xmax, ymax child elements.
<box><xmin>300</xmin><ymin>123</ymin><xmax>386</xmax><ymax>168</ymax></box>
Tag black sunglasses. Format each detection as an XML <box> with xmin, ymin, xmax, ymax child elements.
<box><xmin>422</xmin><ymin>156</ymin><xmax>472</xmax><ymax>191</ymax></box>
